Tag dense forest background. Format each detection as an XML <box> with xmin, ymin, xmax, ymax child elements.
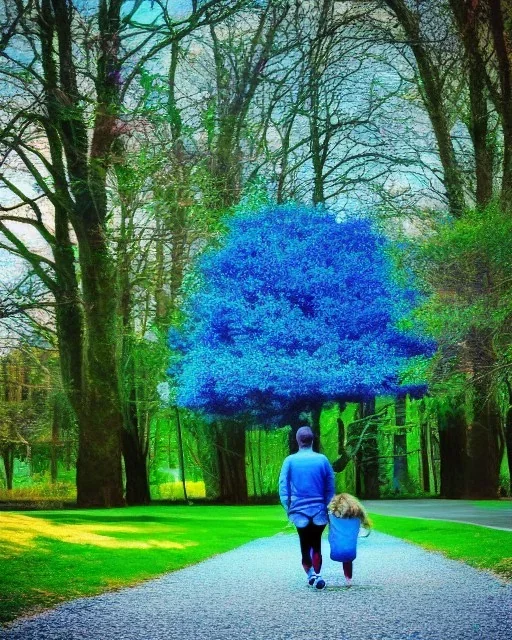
<box><xmin>0</xmin><ymin>0</ymin><xmax>511</xmax><ymax>506</ymax></box>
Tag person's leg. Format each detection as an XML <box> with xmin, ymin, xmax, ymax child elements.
<box><xmin>343</xmin><ymin>561</ymin><xmax>353</xmax><ymax>579</ymax></box>
<box><xmin>343</xmin><ymin>561</ymin><xmax>353</xmax><ymax>587</ymax></box>
<box><xmin>296</xmin><ymin>524</ymin><xmax>314</xmax><ymax>573</ymax></box>
<box><xmin>310</xmin><ymin>523</ymin><xmax>326</xmax><ymax>574</ymax></box>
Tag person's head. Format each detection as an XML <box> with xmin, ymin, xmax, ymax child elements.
<box><xmin>328</xmin><ymin>493</ymin><xmax>372</xmax><ymax>528</ymax></box>
<box><xmin>296</xmin><ymin>426</ymin><xmax>314</xmax><ymax>448</ymax></box>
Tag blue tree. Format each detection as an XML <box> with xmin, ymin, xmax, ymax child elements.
<box><xmin>170</xmin><ymin>205</ymin><xmax>432</xmax><ymax>412</ymax></box>
<box><xmin>169</xmin><ymin>205</ymin><xmax>434</xmax><ymax>500</ymax></box>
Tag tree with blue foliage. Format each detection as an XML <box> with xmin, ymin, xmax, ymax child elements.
<box><xmin>169</xmin><ymin>204</ymin><xmax>434</xmax><ymax>501</ymax></box>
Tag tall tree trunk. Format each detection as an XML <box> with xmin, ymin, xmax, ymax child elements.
<box><xmin>393</xmin><ymin>396</ymin><xmax>408</xmax><ymax>492</ymax></box>
<box><xmin>309</xmin><ymin>67</ymin><xmax>325</xmax><ymax>206</ymax></box>
<box><xmin>117</xmin><ymin>201</ymin><xmax>151</xmax><ymax>506</ymax></box>
<box><xmin>449</xmin><ymin>0</ymin><xmax>495</xmax><ymax>208</ymax></box>
<box><xmin>215</xmin><ymin>419</ymin><xmax>248</xmax><ymax>504</ymax></box>
<box><xmin>186</xmin><ymin>420</ymin><xmax>220</xmax><ymax>499</ymax></box>
<box><xmin>310</xmin><ymin>402</ymin><xmax>322</xmax><ymax>452</ymax></box>
<box><xmin>385</xmin><ymin>0</ymin><xmax>466</xmax><ymax>217</ymax></box>
<box><xmin>76</xmin><ymin>234</ymin><xmax>124</xmax><ymax>507</ymax></box>
<box><xmin>418</xmin><ymin>400</ymin><xmax>431</xmax><ymax>493</ymax></box>
<box><xmin>1</xmin><ymin>445</ymin><xmax>14</xmax><ymax>491</ymax></box>
<box><xmin>121</xmin><ymin>357</ymin><xmax>150</xmax><ymax>506</ymax></box>
<box><xmin>488</xmin><ymin>0</ymin><xmax>512</xmax><ymax>211</ymax></box>
<box><xmin>122</xmin><ymin>427</ymin><xmax>150</xmax><ymax>506</ymax></box>
<box><xmin>248</xmin><ymin>429</ymin><xmax>259</xmax><ymax>498</ymax></box>
<box><xmin>214</xmin><ymin>121</ymin><xmax>242</xmax><ymax>208</ymax></box>
<box><xmin>175</xmin><ymin>406</ymin><xmax>188</xmax><ymax>501</ymax></box>
<box><xmin>50</xmin><ymin>396</ymin><xmax>60</xmax><ymax>484</ymax></box>
<box><xmin>332</xmin><ymin>402</ymin><xmax>351</xmax><ymax>473</ymax></box>
<box><xmin>360</xmin><ymin>398</ymin><xmax>380</xmax><ymax>499</ymax></box>
<box><xmin>349</xmin><ymin>403</ymin><xmax>363</xmax><ymax>494</ymax></box>
<box><xmin>39</xmin><ymin>0</ymin><xmax>125</xmax><ymax>507</ymax></box>
<box><xmin>438</xmin><ymin>399</ymin><xmax>468</xmax><ymax>498</ymax></box>
<box><xmin>465</xmin><ymin>328</ymin><xmax>501</xmax><ymax>498</ymax></box>
<box><xmin>505</xmin><ymin>380</ymin><xmax>512</xmax><ymax>495</ymax></box>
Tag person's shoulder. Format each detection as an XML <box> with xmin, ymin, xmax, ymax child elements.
<box><xmin>316</xmin><ymin>453</ymin><xmax>334</xmax><ymax>468</ymax></box>
<box><xmin>313</xmin><ymin>452</ymin><xmax>330</xmax><ymax>462</ymax></box>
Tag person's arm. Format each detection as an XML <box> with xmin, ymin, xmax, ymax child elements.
<box><xmin>278</xmin><ymin>457</ymin><xmax>291</xmax><ymax>512</ymax></box>
<box><xmin>324</xmin><ymin>458</ymin><xmax>335</xmax><ymax>506</ymax></box>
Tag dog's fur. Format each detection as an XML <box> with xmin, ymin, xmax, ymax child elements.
<box><xmin>328</xmin><ymin>493</ymin><xmax>372</xmax><ymax>528</ymax></box>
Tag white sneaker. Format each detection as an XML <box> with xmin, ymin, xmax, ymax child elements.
<box><xmin>314</xmin><ymin>575</ymin><xmax>326</xmax><ymax>590</ymax></box>
<box><xmin>306</xmin><ymin>568</ymin><xmax>316</xmax><ymax>586</ymax></box>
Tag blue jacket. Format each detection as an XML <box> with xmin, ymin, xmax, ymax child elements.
<box><xmin>278</xmin><ymin>447</ymin><xmax>335</xmax><ymax>527</ymax></box>
<box><xmin>328</xmin><ymin>517</ymin><xmax>361</xmax><ymax>562</ymax></box>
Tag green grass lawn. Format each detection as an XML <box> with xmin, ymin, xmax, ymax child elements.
<box><xmin>470</xmin><ymin>500</ymin><xmax>512</xmax><ymax>509</ymax></box>
<box><xmin>0</xmin><ymin>505</ymin><xmax>289</xmax><ymax>625</ymax></box>
<box><xmin>370</xmin><ymin>513</ymin><xmax>512</xmax><ymax>581</ymax></box>
<box><xmin>2</xmin><ymin>505</ymin><xmax>511</xmax><ymax>627</ymax></box>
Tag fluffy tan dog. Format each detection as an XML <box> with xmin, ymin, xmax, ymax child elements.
<box><xmin>328</xmin><ymin>493</ymin><xmax>372</xmax><ymax>529</ymax></box>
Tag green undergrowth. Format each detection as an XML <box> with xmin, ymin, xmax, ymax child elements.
<box><xmin>370</xmin><ymin>513</ymin><xmax>512</xmax><ymax>581</ymax></box>
<box><xmin>0</xmin><ymin>505</ymin><xmax>287</xmax><ymax>626</ymax></box>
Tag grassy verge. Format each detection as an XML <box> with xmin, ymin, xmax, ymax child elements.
<box><xmin>471</xmin><ymin>500</ymin><xmax>512</xmax><ymax>509</ymax></box>
<box><xmin>370</xmin><ymin>513</ymin><xmax>512</xmax><ymax>581</ymax></box>
<box><xmin>0</xmin><ymin>505</ymin><xmax>287</xmax><ymax>626</ymax></box>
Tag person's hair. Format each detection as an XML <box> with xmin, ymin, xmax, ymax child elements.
<box><xmin>328</xmin><ymin>493</ymin><xmax>372</xmax><ymax>528</ymax></box>
<box><xmin>296</xmin><ymin>426</ymin><xmax>314</xmax><ymax>447</ymax></box>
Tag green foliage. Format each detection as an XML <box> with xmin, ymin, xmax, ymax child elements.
<box><xmin>246</xmin><ymin>427</ymin><xmax>288</xmax><ymax>497</ymax></box>
<box><xmin>414</xmin><ymin>204</ymin><xmax>512</xmax><ymax>342</ymax></box>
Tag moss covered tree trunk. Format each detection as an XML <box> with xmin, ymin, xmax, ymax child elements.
<box><xmin>35</xmin><ymin>0</ymin><xmax>126</xmax><ymax>507</ymax></box>
<box><xmin>76</xmin><ymin>236</ymin><xmax>124</xmax><ymax>507</ymax></box>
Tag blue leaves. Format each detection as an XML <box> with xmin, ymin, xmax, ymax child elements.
<box><xmin>169</xmin><ymin>205</ymin><xmax>435</xmax><ymax>418</ymax></box>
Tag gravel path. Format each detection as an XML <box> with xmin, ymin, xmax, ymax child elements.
<box><xmin>2</xmin><ymin>531</ymin><xmax>511</xmax><ymax>640</ymax></box>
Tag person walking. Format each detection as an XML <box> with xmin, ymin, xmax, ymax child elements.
<box><xmin>278</xmin><ymin>426</ymin><xmax>335</xmax><ymax>590</ymax></box>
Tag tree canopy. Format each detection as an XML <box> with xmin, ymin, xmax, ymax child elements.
<box><xmin>170</xmin><ymin>205</ymin><xmax>435</xmax><ymax>420</ymax></box>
